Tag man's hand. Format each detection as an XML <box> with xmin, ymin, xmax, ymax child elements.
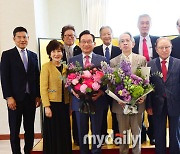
<box><xmin>7</xmin><ymin>97</ymin><xmax>16</xmax><ymax>110</ymax></box>
<box><xmin>71</xmin><ymin>89</ymin><xmax>79</xmax><ymax>99</ymax></box>
<box><xmin>137</xmin><ymin>96</ymin><xmax>145</xmax><ymax>104</ymax></box>
<box><xmin>147</xmin><ymin>108</ymin><xmax>153</xmax><ymax>115</ymax></box>
<box><xmin>35</xmin><ymin>97</ymin><xmax>41</xmax><ymax>108</ymax></box>
<box><xmin>118</xmin><ymin>101</ymin><xmax>125</xmax><ymax>109</ymax></box>
<box><xmin>45</xmin><ymin>106</ymin><xmax>52</xmax><ymax>118</ymax></box>
<box><xmin>92</xmin><ymin>90</ymin><xmax>104</xmax><ymax>101</ymax></box>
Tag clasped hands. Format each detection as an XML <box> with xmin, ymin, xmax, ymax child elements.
<box><xmin>118</xmin><ymin>96</ymin><xmax>145</xmax><ymax>109</ymax></box>
<box><xmin>71</xmin><ymin>89</ymin><xmax>104</xmax><ymax>101</ymax></box>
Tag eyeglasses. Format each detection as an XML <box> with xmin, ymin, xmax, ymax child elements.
<box><xmin>157</xmin><ymin>46</ymin><xmax>171</xmax><ymax>50</ymax></box>
<box><xmin>80</xmin><ymin>40</ymin><xmax>94</xmax><ymax>45</ymax></box>
<box><xmin>64</xmin><ymin>34</ymin><xmax>75</xmax><ymax>38</ymax></box>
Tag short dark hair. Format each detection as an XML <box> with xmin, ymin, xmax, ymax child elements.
<box><xmin>46</xmin><ymin>39</ymin><xmax>64</xmax><ymax>60</ymax></box>
<box><xmin>13</xmin><ymin>26</ymin><xmax>28</xmax><ymax>37</ymax></box>
<box><xmin>61</xmin><ymin>25</ymin><xmax>75</xmax><ymax>40</ymax></box>
<box><xmin>79</xmin><ymin>30</ymin><xmax>95</xmax><ymax>42</ymax></box>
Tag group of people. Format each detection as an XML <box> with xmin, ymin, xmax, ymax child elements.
<box><xmin>0</xmin><ymin>13</ymin><xmax>180</xmax><ymax>154</ymax></box>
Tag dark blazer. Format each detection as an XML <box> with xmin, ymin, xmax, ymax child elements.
<box><xmin>1</xmin><ymin>47</ymin><xmax>40</xmax><ymax>102</ymax></box>
<box><xmin>133</xmin><ymin>35</ymin><xmax>159</xmax><ymax>59</ymax></box>
<box><xmin>63</xmin><ymin>45</ymin><xmax>82</xmax><ymax>62</ymax></box>
<box><xmin>171</xmin><ymin>36</ymin><xmax>180</xmax><ymax>59</ymax></box>
<box><xmin>147</xmin><ymin>57</ymin><xmax>180</xmax><ymax>116</ymax></box>
<box><xmin>69</xmin><ymin>52</ymin><xmax>108</xmax><ymax>112</ymax></box>
<box><xmin>93</xmin><ymin>44</ymin><xmax>121</xmax><ymax>60</ymax></box>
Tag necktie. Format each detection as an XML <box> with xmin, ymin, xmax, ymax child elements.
<box><xmin>21</xmin><ymin>50</ymin><xmax>29</xmax><ymax>93</ymax></box>
<box><xmin>105</xmin><ymin>47</ymin><xmax>110</xmax><ymax>64</ymax></box>
<box><xmin>161</xmin><ymin>60</ymin><xmax>167</xmax><ymax>81</ymax></box>
<box><xmin>143</xmin><ymin>38</ymin><xmax>150</xmax><ymax>61</ymax></box>
<box><xmin>84</xmin><ymin>55</ymin><xmax>91</xmax><ymax>68</ymax></box>
<box><xmin>21</xmin><ymin>50</ymin><xmax>28</xmax><ymax>71</ymax></box>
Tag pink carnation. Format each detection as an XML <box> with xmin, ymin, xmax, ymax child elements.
<box><xmin>92</xmin><ymin>82</ymin><xmax>100</xmax><ymax>91</ymax></box>
<box><xmin>82</xmin><ymin>70</ymin><xmax>92</xmax><ymax>78</ymax></box>
<box><xmin>74</xmin><ymin>83</ymin><xmax>81</xmax><ymax>91</ymax></box>
<box><xmin>93</xmin><ymin>71</ymin><xmax>104</xmax><ymax>82</ymax></box>
<box><xmin>67</xmin><ymin>73</ymin><xmax>77</xmax><ymax>80</ymax></box>
<box><xmin>72</xmin><ymin>78</ymin><xmax>79</xmax><ymax>85</ymax></box>
<box><xmin>80</xmin><ymin>84</ymin><xmax>88</xmax><ymax>93</ymax></box>
<box><xmin>83</xmin><ymin>78</ymin><xmax>94</xmax><ymax>88</ymax></box>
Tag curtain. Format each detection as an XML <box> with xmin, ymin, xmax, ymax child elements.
<box><xmin>81</xmin><ymin>0</ymin><xmax>109</xmax><ymax>37</ymax></box>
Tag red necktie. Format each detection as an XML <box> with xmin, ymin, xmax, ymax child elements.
<box><xmin>143</xmin><ymin>38</ymin><xmax>150</xmax><ymax>61</ymax></box>
<box><xmin>161</xmin><ymin>60</ymin><xmax>167</xmax><ymax>81</ymax></box>
<box><xmin>84</xmin><ymin>55</ymin><xmax>91</xmax><ymax>68</ymax></box>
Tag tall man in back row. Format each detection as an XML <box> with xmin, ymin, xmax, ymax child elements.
<box><xmin>1</xmin><ymin>27</ymin><xmax>41</xmax><ymax>154</ymax></box>
<box><xmin>133</xmin><ymin>14</ymin><xmax>159</xmax><ymax>144</ymax></box>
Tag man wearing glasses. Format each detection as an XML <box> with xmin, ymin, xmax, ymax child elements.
<box><xmin>69</xmin><ymin>30</ymin><xmax>107</xmax><ymax>154</ymax></box>
<box><xmin>147</xmin><ymin>37</ymin><xmax>180</xmax><ymax>154</ymax></box>
<box><xmin>61</xmin><ymin>25</ymin><xmax>82</xmax><ymax>146</ymax></box>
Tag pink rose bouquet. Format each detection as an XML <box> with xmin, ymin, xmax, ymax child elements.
<box><xmin>65</xmin><ymin>61</ymin><xmax>104</xmax><ymax>114</ymax></box>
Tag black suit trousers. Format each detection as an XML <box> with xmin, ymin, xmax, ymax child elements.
<box><xmin>8</xmin><ymin>94</ymin><xmax>36</xmax><ymax>154</ymax></box>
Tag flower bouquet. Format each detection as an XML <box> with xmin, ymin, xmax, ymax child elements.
<box><xmin>65</xmin><ymin>61</ymin><xmax>104</xmax><ymax>114</ymax></box>
<box><xmin>101</xmin><ymin>60</ymin><xmax>154</xmax><ymax>115</ymax></box>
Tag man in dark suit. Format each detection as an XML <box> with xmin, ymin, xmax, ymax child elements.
<box><xmin>61</xmin><ymin>25</ymin><xmax>81</xmax><ymax>146</ymax></box>
<box><xmin>147</xmin><ymin>37</ymin><xmax>180</xmax><ymax>154</ymax></box>
<box><xmin>93</xmin><ymin>26</ymin><xmax>121</xmax><ymax>144</ymax></box>
<box><xmin>133</xmin><ymin>14</ymin><xmax>159</xmax><ymax>144</ymax></box>
<box><xmin>171</xmin><ymin>18</ymin><xmax>180</xmax><ymax>59</ymax></box>
<box><xmin>1</xmin><ymin>27</ymin><xmax>41</xmax><ymax>154</ymax></box>
<box><xmin>69</xmin><ymin>30</ymin><xmax>107</xmax><ymax>154</ymax></box>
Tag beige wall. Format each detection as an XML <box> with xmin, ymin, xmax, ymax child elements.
<box><xmin>0</xmin><ymin>0</ymin><xmax>82</xmax><ymax>135</ymax></box>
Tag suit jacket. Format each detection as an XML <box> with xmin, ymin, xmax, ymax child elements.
<box><xmin>146</xmin><ymin>57</ymin><xmax>180</xmax><ymax>116</ymax></box>
<box><xmin>63</xmin><ymin>45</ymin><xmax>82</xmax><ymax>63</ymax></box>
<box><xmin>40</xmin><ymin>61</ymin><xmax>70</xmax><ymax>107</ymax></box>
<box><xmin>93</xmin><ymin>44</ymin><xmax>121</xmax><ymax>60</ymax></box>
<box><xmin>171</xmin><ymin>36</ymin><xmax>180</xmax><ymax>59</ymax></box>
<box><xmin>69</xmin><ymin>52</ymin><xmax>108</xmax><ymax>112</ymax></box>
<box><xmin>133</xmin><ymin>35</ymin><xmax>159</xmax><ymax>59</ymax></box>
<box><xmin>110</xmin><ymin>53</ymin><xmax>147</xmax><ymax>114</ymax></box>
<box><xmin>1</xmin><ymin>47</ymin><xmax>40</xmax><ymax>102</ymax></box>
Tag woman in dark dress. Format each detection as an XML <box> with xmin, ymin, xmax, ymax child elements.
<box><xmin>40</xmin><ymin>39</ymin><xmax>72</xmax><ymax>154</ymax></box>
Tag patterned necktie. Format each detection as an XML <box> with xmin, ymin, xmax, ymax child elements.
<box><xmin>143</xmin><ymin>38</ymin><xmax>150</xmax><ymax>61</ymax></box>
<box><xmin>84</xmin><ymin>55</ymin><xmax>91</xmax><ymax>68</ymax></box>
<box><xmin>21</xmin><ymin>50</ymin><xmax>28</xmax><ymax>71</ymax></box>
<box><xmin>161</xmin><ymin>60</ymin><xmax>167</xmax><ymax>81</ymax></box>
<box><xmin>105</xmin><ymin>47</ymin><xmax>110</xmax><ymax>64</ymax></box>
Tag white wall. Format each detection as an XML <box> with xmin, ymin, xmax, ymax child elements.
<box><xmin>0</xmin><ymin>0</ymin><xmax>82</xmax><ymax>135</ymax></box>
<box><xmin>47</xmin><ymin>0</ymin><xmax>82</xmax><ymax>38</ymax></box>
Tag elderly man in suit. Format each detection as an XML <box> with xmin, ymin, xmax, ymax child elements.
<box><xmin>61</xmin><ymin>25</ymin><xmax>81</xmax><ymax>145</ymax></box>
<box><xmin>171</xmin><ymin>18</ymin><xmax>180</xmax><ymax>59</ymax></box>
<box><xmin>110</xmin><ymin>32</ymin><xmax>146</xmax><ymax>154</ymax></box>
<box><xmin>133</xmin><ymin>14</ymin><xmax>159</xmax><ymax>144</ymax></box>
<box><xmin>69</xmin><ymin>30</ymin><xmax>107</xmax><ymax>154</ymax></box>
<box><xmin>1</xmin><ymin>27</ymin><xmax>41</xmax><ymax>154</ymax></box>
<box><xmin>147</xmin><ymin>37</ymin><xmax>180</xmax><ymax>154</ymax></box>
<box><xmin>93</xmin><ymin>26</ymin><xmax>121</xmax><ymax>144</ymax></box>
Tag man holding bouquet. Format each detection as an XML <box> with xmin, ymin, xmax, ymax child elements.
<box><xmin>110</xmin><ymin>32</ymin><xmax>147</xmax><ymax>154</ymax></box>
<box><xmin>68</xmin><ymin>30</ymin><xmax>107</xmax><ymax>154</ymax></box>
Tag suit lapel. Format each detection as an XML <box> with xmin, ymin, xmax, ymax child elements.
<box><xmin>166</xmin><ymin>57</ymin><xmax>174</xmax><ymax>82</ymax></box>
<box><xmin>14</xmin><ymin>47</ymin><xmax>27</xmax><ymax>72</ymax></box>
<box><xmin>27</xmin><ymin>50</ymin><xmax>31</xmax><ymax>72</ymax></box>
<box><xmin>111</xmin><ymin>46</ymin><xmax>116</xmax><ymax>59</ymax></box>
<box><xmin>100</xmin><ymin>45</ymin><xmax>104</xmax><ymax>56</ymax></box>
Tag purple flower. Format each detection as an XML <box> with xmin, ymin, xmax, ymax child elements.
<box><xmin>120</xmin><ymin>60</ymin><xmax>131</xmax><ymax>76</ymax></box>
